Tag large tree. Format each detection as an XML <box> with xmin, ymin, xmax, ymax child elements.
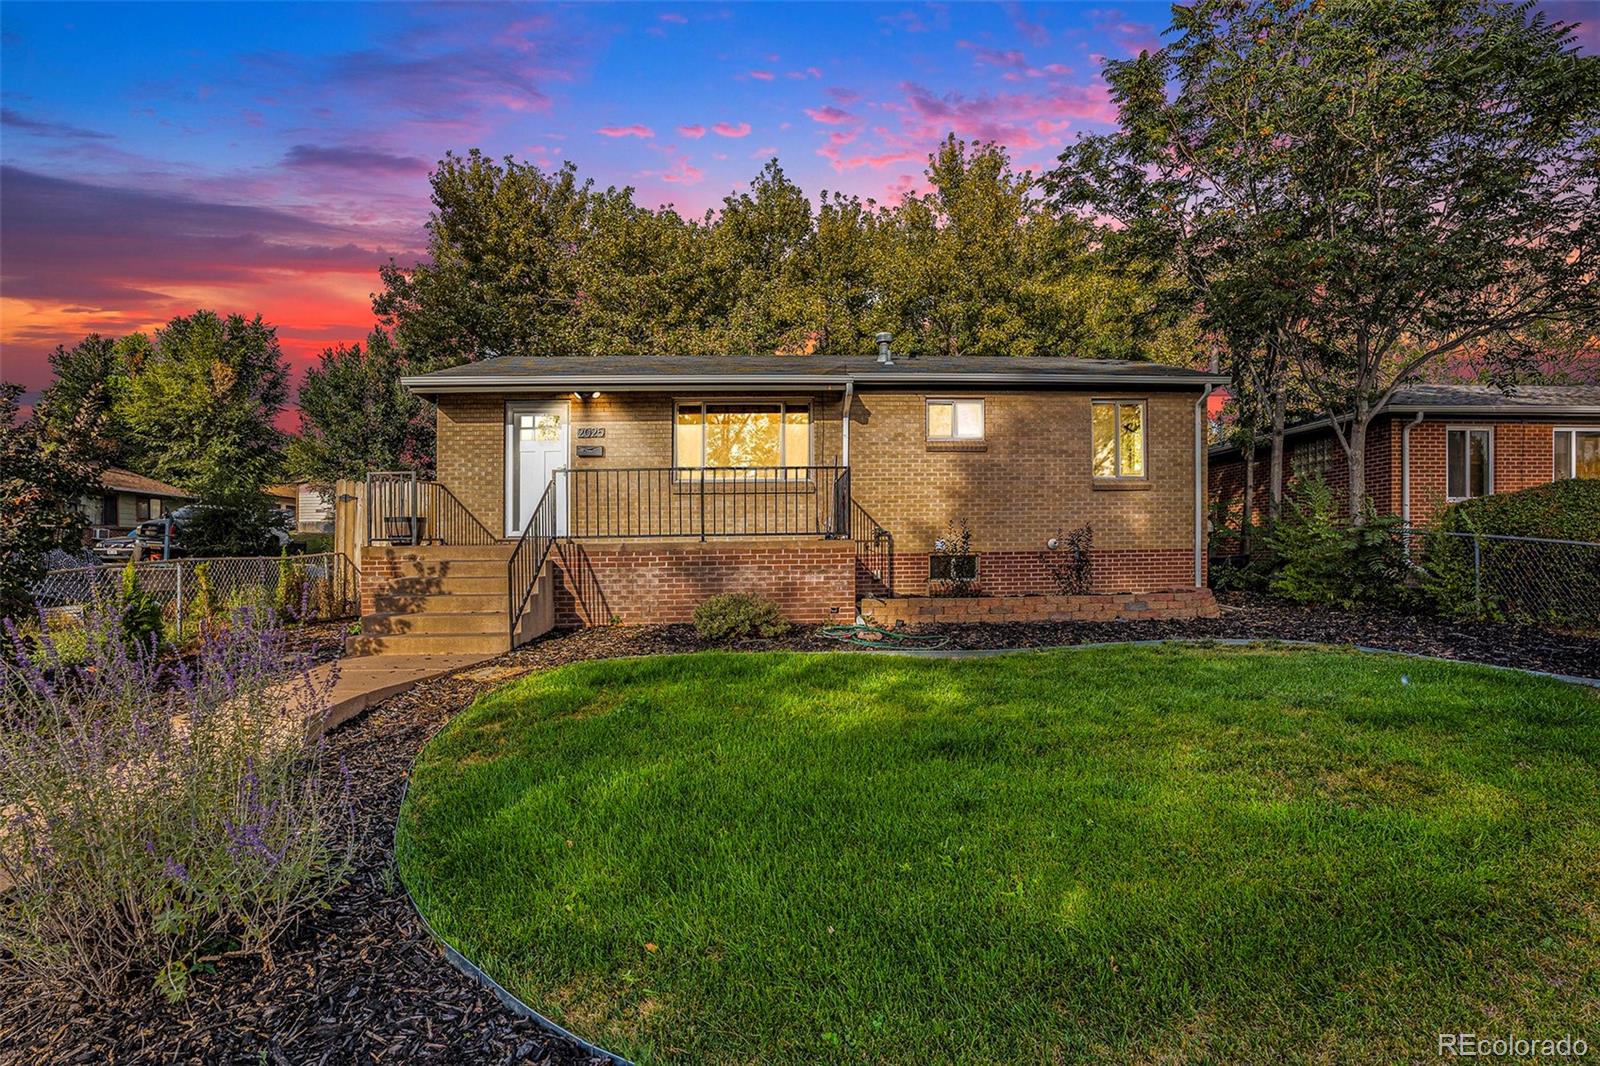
<box><xmin>0</xmin><ymin>382</ymin><xmax>108</xmax><ymax>618</ymax></box>
<box><xmin>1263</xmin><ymin>0</ymin><xmax>1600</xmax><ymax>518</ymax></box>
<box><xmin>286</xmin><ymin>328</ymin><xmax>436</xmax><ymax>482</ymax></box>
<box><xmin>117</xmin><ymin>311</ymin><xmax>289</xmax><ymax>497</ymax></box>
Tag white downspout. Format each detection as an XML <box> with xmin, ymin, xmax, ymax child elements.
<box><xmin>1194</xmin><ymin>384</ymin><xmax>1213</xmax><ymax>588</ymax></box>
<box><xmin>1401</xmin><ymin>410</ymin><xmax>1424</xmax><ymax>536</ymax></box>
<box><xmin>841</xmin><ymin>379</ymin><xmax>853</xmax><ymax>467</ymax></box>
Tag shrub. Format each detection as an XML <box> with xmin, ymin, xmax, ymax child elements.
<box><xmin>692</xmin><ymin>594</ymin><xmax>790</xmax><ymax>641</ymax></box>
<box><xmin>1421</xmin><ymin>480</ymin><xmax>1600</xmax><ymax>625</ymax></box>
<box><xmin>931</xmin><ymin>519</ymin><xmax>980</xmax><ymax>597</ymax></box>
<box><xmin>116</xmin><ymin>559</ymin><xmax>165</xmax><ymax>652</ymax></box>
<box><xmin>1269</xmin><ymin>478</ymin><xmax>1409</xmax><ymax>609</ymax></box>
<box><xmin>1042</xmin><ymin>524</ymin><xmax>1094</xmax><ymax>595</ymax></box>
<box><xmin>0</xmin><ymin>599</ymin><xmax>352</xmax><ymax>1004</ymax></box>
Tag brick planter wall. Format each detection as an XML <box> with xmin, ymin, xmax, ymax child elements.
<box><xmin>552</xmin><ymin>539</ymin><xmax>856</xmax><ymax>627</ymax></box>
<box><xmin>859</xmin><ymin>587</ymin><xmax>1219</xmax><ymax>627</ymax></box>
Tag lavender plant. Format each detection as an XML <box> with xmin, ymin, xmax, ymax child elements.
<box><xmin>0</xmin><ymin>597</ymin><xmax>352</xmax><ymax>1004</ymax></box>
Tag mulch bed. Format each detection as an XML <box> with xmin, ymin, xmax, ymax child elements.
<box><xmin>8</xmin><ymin>597</ymin><xmax>1597</xmax><ymax>1065</ymax></box>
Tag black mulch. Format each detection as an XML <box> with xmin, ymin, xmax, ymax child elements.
<box><xmin>10</xmin><ymin>596</ymin><xmax>1597</xmax><ymax>1066</ymax></box>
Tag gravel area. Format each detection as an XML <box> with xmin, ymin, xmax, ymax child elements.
<box><xmin>8</xmin><ymin>596</ymin><xmax>1596</xmax><ymax>1065</ymax></box>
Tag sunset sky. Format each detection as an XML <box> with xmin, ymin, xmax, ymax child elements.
<box><xmin>3</xmin><ymin>1</ymin><xmax>1596</xmax><ymax>404</ymax></box>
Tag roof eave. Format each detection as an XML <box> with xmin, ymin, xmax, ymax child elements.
<box><xmin>402</xmin><ymin>370</ymin><xmax>1229</xmax><ymax>395</ymax></box>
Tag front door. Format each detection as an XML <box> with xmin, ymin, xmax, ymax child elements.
<box><xmin>507</xmin><ymin>402</ymin><xmax>569</xmax><ymax>537</ymax></box>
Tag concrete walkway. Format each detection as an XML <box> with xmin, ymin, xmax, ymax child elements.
<box><xmin>308</xmin><ymin>653</ymin><xmax>490</xmax><ymax>735</ymax></box>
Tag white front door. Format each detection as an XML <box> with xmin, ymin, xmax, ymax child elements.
<box><xmin>506</xmin><ymin>402</ymin><xmax>569</xmax><ymax>537</ymax></box>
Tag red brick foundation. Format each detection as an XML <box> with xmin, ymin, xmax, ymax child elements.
<box><xmin>864</xmin><ymin>548</ymin><xmax>1200</xmax><ymax>598</ymax></box>
<box><xmin>553</xmin><ymin>539</ymin><xmax>857</xmax><ymax>627</ymax></box>
<box><xmin>859</xmin><ymin>587</ymin><xmax>1219</xmax><ymax>627</ymax></box>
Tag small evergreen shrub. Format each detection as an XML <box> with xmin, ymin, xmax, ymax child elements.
<box><xmin>693</xmin><ymin>594</ymin><xmax>790</xmax><ymax>641</ymax></box>
<box><xmin>931</xmin><ymin>520</ymin><xmax>980</xmax><ymax>597</ymax></box>
<box><xmin>1268</xmin><ymin>478</ymin><xmax>1409</xmax><ymax>608</ymax></box>
<box><xmin>1042</xmin><ymin>524</ymin><xmax>1094</xmax><ymax>595</ymax></box>
<box><xmin>116</xmin><ymin>559</ymin><xmax>165</xmax><ymax>652</ymax></box>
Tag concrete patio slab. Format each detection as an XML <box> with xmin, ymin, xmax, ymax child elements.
<box><xmin>308</xmin><ymin>653</ymin><xmax>490</xmax><ymax>735</ymax></box>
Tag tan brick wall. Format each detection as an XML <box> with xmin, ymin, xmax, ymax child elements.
<box><xmin>437</xmin><ymin>386</ymin><xmax>1207</xmax><ymax>601</ymax></box>
<box><xmin>848</xmin><ymin>389</ymin><xmax>1203</xmax><ymax>594</ymax></box>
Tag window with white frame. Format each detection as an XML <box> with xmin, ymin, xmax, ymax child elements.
<box><xmin>1554</xmin><ymin>428</ymin><xmax>1600</xmax><ymax>480</ymax></box>
<box><xmin>673</xmin><ymin>401</ymin><xmax>811</xmax><ymax>474</ymax></box>
<box><xmin>1092</xmin><ymin>400</ymin><xmax>1147</xmax><ymax>479</ymax></box>
<box><xmin>1446</xmin><ymin>427</ymin><xmax>1492</xmax><ymax>500</ymax></box>
<box><xmin>926</xmin><ymin>398</ymin><xmax>984</xmax><ymax>441</ymax></box>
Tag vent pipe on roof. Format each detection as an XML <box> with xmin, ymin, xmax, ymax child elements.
<box><xmin>875</xmin><ymin>332</ymin><xmax>894</xmax><ymax>365</ymax></box>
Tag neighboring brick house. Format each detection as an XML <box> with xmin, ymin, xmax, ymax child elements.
<box><xmin>80</xmin><ymin>467</ymin><xmax>190</xmax><ymax>539</ymax></box>
<box><xmin>1209</xmin><ymin>384</ymin><xmax>1600</xmax><ymax>533</ymax></box>
<box><xmin>345</xmin><ymin>352</ymin><xmax>1226</xmax><ymax>655</ymax></box>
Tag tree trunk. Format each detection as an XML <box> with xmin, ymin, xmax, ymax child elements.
<box><xmin>1267</xmin><ymin>380</ymin><xmax>1286</xmax><ymax>524</ymax></box>
<box><xmin>1347</xmin><ymin>415</ymin><xmax>1369</xmax><ymax>524</ymax></box>
<box><xmin>1242</xmin><ymin>440</ymin><xmax>1256</xmax><ymax>554</ymax></box>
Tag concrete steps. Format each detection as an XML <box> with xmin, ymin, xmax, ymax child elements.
<box><xmin>351</xmin><ymin>544</ymin><xmax>551</xmax><ymax>658</ymax></box>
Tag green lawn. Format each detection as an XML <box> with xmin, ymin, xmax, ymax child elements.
<box><xmin>396</xmin><ymin>646</ymin><xmax>1600</xmax><ymax>1064</ymax></box>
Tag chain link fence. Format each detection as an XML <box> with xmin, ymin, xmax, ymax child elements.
<box><xmin>1396</xmin><ymin>528</ymin><xmax>1600</xmax><ymax>630</ymax></box>
<box><xmin>31</xmin><ymin>553</ymin><xmax>360</xmax><ymax>639</ymax></box>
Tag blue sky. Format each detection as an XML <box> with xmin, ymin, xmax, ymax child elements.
<box><xmin>1</xmin><ymin>1</ymin><xmax>1594</xmax><ymax>394</ymax></box>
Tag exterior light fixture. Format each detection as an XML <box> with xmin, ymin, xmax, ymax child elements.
<box><xmin>591</xmin><ymin>391</ymin><xmax>601</xmax><ymax>399</ymax></box>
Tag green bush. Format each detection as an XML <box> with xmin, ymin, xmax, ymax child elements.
<box><xmin>692</xmin><ymin>594</ymin><xmax>790</xmax><ymax>642</ymax></box>
<box><xmin>1268</xmin><ymin>479</ymin><xmax>1409</xmax><ymax>609</ymax></box>
<box><xmin>116</xmin><ymin>560</ymin><xmax>165</xmax><ymax>652</ymax></box>
<box><xmin>1421</xmin><ymin>480</ymin><xmax>1600</xmax><ymax>625</ymax></box>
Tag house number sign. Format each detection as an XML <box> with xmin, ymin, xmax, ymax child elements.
<box><xmin>576</xmin><ymin>427</ymin><xmax>606</xmax><ymax>438</ymax></box>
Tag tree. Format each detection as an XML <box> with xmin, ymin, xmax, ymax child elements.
<box><xmin>116</xmin><ymin>311</ymin><xmax>289</xmax><ymax>497</ymax></box>
<box><xmin>708</xmin><ymin>159</ymin><xmax>815</xmax><ymax>354</ymax></box>
<box><xmin>374</xmin><ymin>151</ymin><xmax>594</xmax><ymax>363</ymax></box>
<box><xmin>0</xmin><ymin>382</ymin><xmax>108</xmax><ymax>619</ymax></box>
<box><xmin>286</xmin><ymin>329</ymin><xmax>436</xmax><ymax>482</ymax></box>
<box><xmin>33</xmin><ymin>334</ymin><xmax>136</xmax><ymax>467</ymax></box>
<box><xmin>1268</xmin><ymin>0</ymin><xmax>1600</xmax><ymax>518</ymax></box>
<box><xmin>1047</xmin><ymin>11</ymin><xmax>1308</xmax><ymax>523</ymax></box>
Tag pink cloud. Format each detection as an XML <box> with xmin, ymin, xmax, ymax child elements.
<box><xmin>749</xmin><ymin>145</ymin><xmax>777</xmax><ymax>159</ymax></box>
<box><xmin>828</xmin><ymin>87</ymin><xmax>862</xmax><ymax>105</ymax></box>
<box><xmin>596</xmin><ymin>124</ymin><xmax>654</xmax><ymax>138</ymax></box>
<box><xmin>747</xmin><ymin>70</ymin><xmax>775</xmax><ymax>81</ymax></box>
<box><xmin>804</xmin><ymin>105</ymin><xmax>855</xmax><ymax>126</ymax></box>
<box><xmin>1004</xmin><ymin>2</ymin><xmax>1049</xmax><ymax>45</ymax></box>
<box><xmin>817</xmin><ymin>143</ymin><xmax>924</xmax><ymax>172</ymax></box>
<box><xmin>658</xmin><ymin>11</ymin><xmax>688</xmax><ymax>23</ymax></box>
<box><xmin>784</xmin><ymin>66</ymin><xmax>823</xmax><ymax>80</ymax></box>
<box><xmin>677</xmin><ymin>123</ymin><xmax>706</xmax><ymax>139</ymax></box>
<box><xmin>712</xmin><ymin>121</ymin><xmax>751</xmax><ymax>138</ymax></box>
<box><xmin>893</xmin><ymin>80</ymin><xmax>1115</xmax><ymax>148</ymax></box>
<box><xmin>959</xmin><ymin>41</ymin><xmax>1029</xmax><ymax>71</ymax></box>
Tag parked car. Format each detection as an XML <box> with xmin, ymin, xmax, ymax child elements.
<box><xmin>92</xmin><ymin>535</ymin><xmax>138</xmax><ymax>563</ymax></box>
<box><xmin>133</xmin><ymin>505</ymin><xmax>298</xmax><ymax>559</ymax></box>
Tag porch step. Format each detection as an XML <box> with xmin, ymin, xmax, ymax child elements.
<box><xmin>359</xmin><ymin>611</ymin><xmax>507</xmax><ymax>636</ymax></box>
<box><xmin>383</xmin><ymin>574</ymin><xmax>505</xmax><ymax>596</ymax></box>
<box><xmin>367</xmin><ymin>544</ymin><xmax>514</xmax><ymax>562</ymax></box>
<box><xmin>388</xmin><ymin>558</ymin><xmax>508</xmax><ymax>580</ymax></box>
<box><xmin>367</xmin><ymin>591</ymin><xmax>508</xmax><ymax>615</ymax></box>
<box><xmin>345</xmin><ymin>632</ymin><xmax>511</xmax><ymax>657</ymax></box>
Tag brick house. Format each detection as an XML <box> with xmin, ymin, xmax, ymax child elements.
<box><xmin>346</xmin><ymin>352</ymin><xmax>1226</xmax><ymax>655</ymax></box>
<box><xmin>1209</xmin><ymin>384</ymin><xmax>1600</xmax><ymax>535</ymax></box>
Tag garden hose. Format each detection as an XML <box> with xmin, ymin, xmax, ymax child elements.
<box><xmin>818</xmin><ymin>623</ymin><xmax>951</xmax><ymax>650</ymax></box>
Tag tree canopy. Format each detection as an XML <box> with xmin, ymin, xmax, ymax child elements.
<box><xmin>373</xmin><ymin>139</ymin><xmax>1198</xmax><ymax>365</ymax></box>
<box><xmin>287</xmin><ymin>328</ymin><xmax>436</xmax><ymax>482</ymax></box>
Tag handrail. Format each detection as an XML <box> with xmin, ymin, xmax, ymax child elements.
<box><xmin>507</xmin><ymin>476</ymin><xmax>560</xmax><ymax>637</ymax></box>
<box><xmin>366</xmin><ymin>471</ymin><xmax>498</xmax><ymax>547</ymax></box>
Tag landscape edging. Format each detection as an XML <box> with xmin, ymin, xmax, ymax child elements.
<box><xmin>393</xmin><ymin>773</ymin><xmax>634</xmax><ymax>1066</ymax></box>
